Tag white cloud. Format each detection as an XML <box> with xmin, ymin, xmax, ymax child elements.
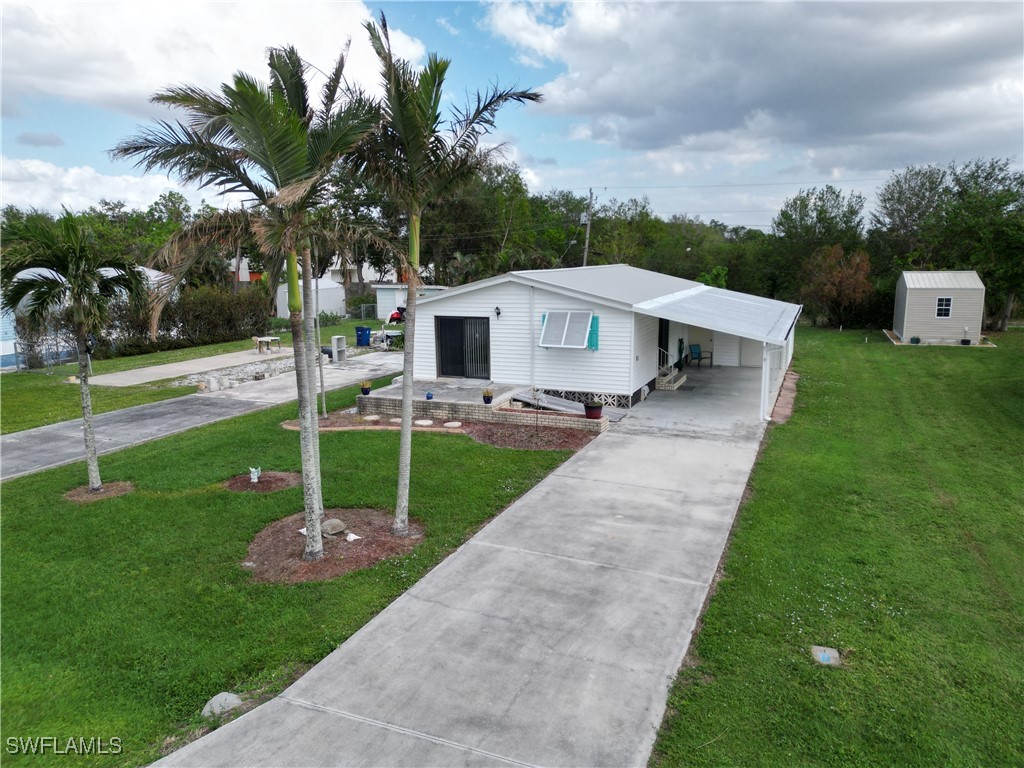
<box><xmin>485</xmin><ymin>1</ymin><xmax>1024</xmax><ymax>172</ymax></box>
<box><xmin>0</xmin><ymin>1</ymin><xmax>426</xmax><ymax>118</ymax></box>
<box><xmin>0</xmin><ymin>156</ymin><xmax>242</xmax><ymax>214</ymax></box>
<box><xmin>437</xmin><ymin>17</ymin><xmax>459</xmax><ymax>36</ymax></box>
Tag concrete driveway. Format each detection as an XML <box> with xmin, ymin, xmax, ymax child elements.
<box><xmin>0</xmin><ymin>352</ymin><xmax>400</xmax><ymax>481</ymax></box>
<box><xmin>156</xmin><ymin>369</ymin><xmax>766</xmax><ymax>767</ymax></box>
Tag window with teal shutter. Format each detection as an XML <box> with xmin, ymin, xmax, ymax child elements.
<box><xmin>587</xmin><ymin>315</ymin><xmax>599</xmax><ymax>350</ymax></box>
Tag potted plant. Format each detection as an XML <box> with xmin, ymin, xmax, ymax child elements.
<box><xmin>482</xmin><ymin>388</ymin><xmax>494</xmax><ymax>405</ymax></box>
<box><xmin>359</xmin><ymin>380</ymin><xmax>372</xmax><ymax>395</ymax></box>
<box><xmin>910</xmin><ymin>336</ymin><xmax>921</xmax><ymax>345</ymax></box>
<box><xmin>584</xmin><ymin>400</ymin><xmax>603</xmax><ymax>420</ymax></box>
<box><xmin>960</xmin><ymin>338</ymin><xmax>971</xmax><ymax>346</ymax></box>
<box><xmin>425</xmin><ymin>391</ymin><xmax>434</xmax><ymax>400</ymax></box>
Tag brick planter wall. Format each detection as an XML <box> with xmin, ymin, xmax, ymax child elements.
<box><xmin>357</xmin><ymin>396</ymin><xmax>609</xmax><ymax>433</ymax></box>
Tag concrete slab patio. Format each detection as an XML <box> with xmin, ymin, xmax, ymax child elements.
<box><xmin>156</xmin><ymin>368</ymin><xmax>767</xmax><ymax>768</ymax></box>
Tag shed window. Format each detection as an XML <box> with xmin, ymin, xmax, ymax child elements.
<box><xmin>936</xmin><ymin>297</ymin><xmax>952</xmax><ymax>318</ymax></box>
<box><xmin>539</xmin><ymin>310</ymin><xmax>593</xmax><ymax>348</ymax></box>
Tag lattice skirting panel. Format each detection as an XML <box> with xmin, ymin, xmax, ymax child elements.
<box><xmin>541</xmin><ymin>389</ymin><xmax>632</xmax><ymax>409</ymax></box>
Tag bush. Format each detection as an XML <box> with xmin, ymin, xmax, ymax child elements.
<box><xmin>318</xmin><ymin>311</ymin><xmax>343</xmax><ymax>326</ymax></box>
<box><xmin>164</xmin><ymin>286</ymin><xmax>270</xmax><ymax>345</ymax></box>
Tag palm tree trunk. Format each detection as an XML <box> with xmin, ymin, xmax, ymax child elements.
<box><xmin>77</xmin><ymin>337</ymin><xmax>102</xmax><ymax>492</ymax></box>
<box><xmin>300</xmin><ymin>246</ymin><xmax>325</xmax><ymax>491</ymax></box>
<box><xmin>287</xmin><ymin>249</ymin><xmax>323</xmax><ymax>561</ymax></box>
<box><xmin>393</xmin><ymin>211</ymin><xmax>421</xmax><ymax>536</ymax></box>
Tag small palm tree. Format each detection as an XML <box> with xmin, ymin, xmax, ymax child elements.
<box><xmin>112</xmin><ymin>45</ymin><xmax>376</xmax><ymax>561</ymax></box>
<box><xmin>360</xmin><ymin>14</ymin><xmax>541</xmax><ymax>535</ymax></box>
<box><xmin>1</xmin><ymin>210</ymin><xmax>147</xmax><ymax>491</ymax></box>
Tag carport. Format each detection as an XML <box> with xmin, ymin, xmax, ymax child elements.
<box><xmin>634</xmin><ymin>285</ymin><xmax>801</xmax><ymax>420</ymax></box>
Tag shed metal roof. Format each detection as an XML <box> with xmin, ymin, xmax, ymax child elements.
<box><xmin>902</xmin><ymin>271</ymin><xmax>985</xmax><ymax>290</ymax></box>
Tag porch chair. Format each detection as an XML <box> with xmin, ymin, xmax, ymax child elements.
<box><xmin>689</xmin><ymin>344</ymin><xmax>713</xmax><ymax>368</ymax></box>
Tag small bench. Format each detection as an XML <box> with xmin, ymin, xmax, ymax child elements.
<box><xmin>254</xmin><ymin>336</ymin><xmax>282</xmax><ymax>354</ymax></box>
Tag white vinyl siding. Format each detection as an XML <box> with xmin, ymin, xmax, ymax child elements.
<box><xmin>415</xmin><ymin>283</ymin><xmax>635</xmax><ymax>394</ymax></box>
<box><xmin>740</xmin><ymin>336</ymin><xmax>763</xmax><ymax>367</ymax></box>
<box><xmin>714</xmin><ymin>333</ymin><xmax>741</xmax><ymax>367</ymax></box>
<box><xmin>632</xmin><ymin>314</ymin><xmax>659</xmax><ymax>391</ymax></box>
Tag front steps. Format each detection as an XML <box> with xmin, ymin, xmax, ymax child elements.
<box><xmin>655</xmin><ymin>368</ymin><xmax>688</xmax><ymax>390</ymax></box>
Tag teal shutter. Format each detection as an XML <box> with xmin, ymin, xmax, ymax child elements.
<box><xmin>587</xmin><ymin>315</ymin><xmax>599</xmax><ymax>350</ymax></box>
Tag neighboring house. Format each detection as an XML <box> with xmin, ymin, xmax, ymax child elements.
<box><xmin>274</xmin><ymin>279</ymin><xmax>346</xmax><ymax>319</ymax></box>
<box><xmin>412</xmin><ymin>265</ymin><xmax>802</xmax><ymax>420</ymax></box>
<box><xmin>893</xmin><ymin>271</ymin><xmax>986</xmax><ymax>345</ymax></box>
<box><xmin>373</xmin><ymin>283</ymin><xmax>448</xmax><ymax>321</ymax></box>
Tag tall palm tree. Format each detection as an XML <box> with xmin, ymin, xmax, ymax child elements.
<box><xmin>112</xmin><ymin>45</ymin><xmax>376</xmax><ymax>561</ymax></box>
<box><xmin>360</xmin><ymin>14</ymin><xmax>541</xmax><ymax>535</ymax></box>
<box><xmin>1</xmin><ymin>210</ymin><xmax>147</xmax><ymax>491</ymax></box>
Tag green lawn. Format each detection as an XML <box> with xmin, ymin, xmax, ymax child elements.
<box><xmin>652</xmin><ymin>328</ymin><xmax>1024</xmax><ymax>767</ymax></box>
<box><xmin>0</xmin><ymin>319</ymin><xmax>383</xmax><ymax>434</ymax></box>
<box><xmin>0</xmin><ymin>381</ymin><xmax>568</xmax><ymax>766</ymax></box>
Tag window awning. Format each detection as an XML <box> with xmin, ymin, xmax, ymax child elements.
<box><xmin>633</xmin><ymin>285</ymin><xmax>801</xmax><ymax>346</ymax></box>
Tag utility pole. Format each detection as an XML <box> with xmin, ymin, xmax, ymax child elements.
<box><xmin>582</xmin><ymin>187</ymin><xmax>593</xmax><ymax>267</ymax></box>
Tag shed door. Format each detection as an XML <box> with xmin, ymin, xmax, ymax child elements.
<box><xmin>436</xmin><ymin>317</ymin><xmax>490</xmax><ymax>379</ymax></box>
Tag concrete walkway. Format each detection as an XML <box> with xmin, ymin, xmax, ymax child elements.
<box><xmin>88</xmin><ymin>348</ymin><xmax>296</xmax><ymax>386</ymax></box>
<box><xmin>156</xmin><ymin>375</ymin><xmax>767</xmax><ymax>767</ymax></box>
<box><xmin>0</xmin><ymin>352</ymin><xmax>401</xmax><ymax>481</ymax></box>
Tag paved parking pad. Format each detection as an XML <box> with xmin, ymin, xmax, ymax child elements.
<box><xmin>157</xmin><ymin>381</ymin><xmax>767</xmax><ymax>768</ymax></box>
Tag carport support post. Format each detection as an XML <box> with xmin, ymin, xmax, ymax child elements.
<box><xmin>760</xmin><ymin>341</ymin><xmax>771</xmax><ymax>421</ymax></box>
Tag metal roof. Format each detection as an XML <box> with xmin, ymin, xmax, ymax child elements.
<box><xmin>634</xmin><ymin>285</ymin><xmax>801</xmax><ymax>345</ymax></box>
<box><xmin>418</xmin><ymin>264</ymin><xmax>802</xmax><ymax>346</ymax></box>
<box><xmin>902</xmin><ymin>271</ymin><xmax>985</xmax><ymax>290</ymax></box>
<box><xmin>515</xmin><ymin>265</ymin><xmax>702</xmax><ymax>306</ymax></box>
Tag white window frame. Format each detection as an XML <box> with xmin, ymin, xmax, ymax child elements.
<box><xmin>539</xmin><ymin>310</ymin><xmax>593</xmax><ymax>348</ymax></box>
<box><xmin>936</xmin><ymin>297</ymin><xmax>952</xmax><ymax>318</ymax></box>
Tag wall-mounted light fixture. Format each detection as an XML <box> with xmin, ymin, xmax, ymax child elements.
<box><xmin>494</xmin><ymin>306</ymin><xmax>502</xmax><ymax>318</ymax></box>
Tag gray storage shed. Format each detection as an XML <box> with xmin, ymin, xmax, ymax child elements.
<box><xmin>893</xmin><ymin>271</ymin><xmax>985</xmax><ymax>345</ymax></box>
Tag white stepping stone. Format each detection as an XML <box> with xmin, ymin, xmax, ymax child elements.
<box><xmin>362</xmin><ymin>415</ymin><xmax>381</xmax><ymax>421</ymax></box>
<box><xmin>443</xmin><ymin>421</ymin><xmax>462</xmax><ymax>428</ymax></box>
<box><xmin>414</xmin><ymin>419</ymin><xmax>434</xmax><ymax>426</ymax></box>
<box><xmin>389</xmin><ymin>418</ymin><xmax>402</xmax><ymax>424</ymax></box>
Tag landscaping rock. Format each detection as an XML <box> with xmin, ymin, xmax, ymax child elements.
<box><xmin>414</xmin><ymin>419</ymin><xmax>434</xmax><ymax>426</ymax></box>
<box><xmin>321</xmin><ymin>518</ymin><xmax>346</xmax><ymax>536</ymax></box>
<box><xmin>443</xmin><ymin>421</ymin><xmax>462</xmax><ymax>428</ymax></box>
<box><xmin>811</xmin><ymin>645</ymin><xmax>842</xmax><ymax>666</ymax></box>
<box><xmin>202</xmin><ymin>692</ymin><xmax>242</xmax><ymax>717</ymax></box>
<box><xmin>362</xmin><ymin>415</ymin><xmax>381</xmax><ymax>421</ymax></box>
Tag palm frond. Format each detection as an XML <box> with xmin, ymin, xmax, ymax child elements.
<box><xmin>268</xmin><ymin>46</ymin><xmax>310</xmax><ymax>122</ymax></box>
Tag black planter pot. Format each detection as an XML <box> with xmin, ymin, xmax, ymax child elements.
<box><xmin>482</xmin><ymin>395</ymin><xmax>493</xmax><ymax>404</ymax></box>
<box><xmin>961</xmin><ymin>339</ymin><xmax>971</xmax><ymax>346</ymax></box>
<box><xmin>910</xmin><ymin>337</ymin><xmax>921</xmax><ymax>345</ymax></box>
<box><xmin>584</xmin><ymin>403</ymin><xmax>603</xmax><ymax>420</ymax></box>
<box><xmin>360</xmin><ymin>387</ymin><xmax>370</xmax><ymax>395</ymax></box>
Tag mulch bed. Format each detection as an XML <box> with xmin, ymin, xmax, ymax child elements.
<box><xmin>64</xmin><ymin>481</ymin><xmax>135</xmax><ymax>503</ymax></box>
<box><xmin>223</xmin><ymin>471</ymin><xmax>302</xmax><ymax>493</ymax></box>
<box><xmin>285</xmin><ymin>410</ymin><xmax>597</xmax><ymax>452</ymax></box>
<box><xmin>244</xmin><ymin>508</ymin><xmax>423</xmax><ymax>584</ymax></box>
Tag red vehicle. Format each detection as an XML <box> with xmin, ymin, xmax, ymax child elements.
<box><xmin>388</xmin><ymin>306</ymin><xmax>407</xmax><ymax>323</ymax></box>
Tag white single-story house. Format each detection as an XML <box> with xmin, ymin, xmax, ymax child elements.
<box><xmin>275</xmin><ymin>279</ymin><xmax>345</xmax><ymax>319</ymax></box>
<box><xmin>373</xmin><ymin>283</ymin><xmax>448</xmax><ymax>321</ymax></box>
<box><xmin>892</xmin><ymin>271</ymin><xmax>985</xmax><ymax>345</ymax></box>
<box><xmin>412</xmin><ymin>265</ymin><xmax>802</xmax><ymax>420</ymax></box>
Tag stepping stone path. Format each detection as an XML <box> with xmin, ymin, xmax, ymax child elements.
<box><xmin>443</xmin><ymin>421</ymin><xmax>462</xmax><ymax>428</ymax></box>
<box><xmin>414</xmin><ymin>419</ymin><xmax>434</xmax><ymax>426</ymax></box>
<box><xmin>362</xmin><ymin>415</ymin><xmax>381</xmax><ymax>422</ymax></box>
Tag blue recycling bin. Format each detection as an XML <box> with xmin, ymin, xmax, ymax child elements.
<box><xmin>355</xmin><ymin>326</ymin><xmax>371</xmax><ymax>347</ymax></box>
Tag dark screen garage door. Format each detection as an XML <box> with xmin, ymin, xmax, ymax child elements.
<box><xmin>436</xmin><ymin>317</ymin><xmax>490</xmax><ymax>378</ymax></box>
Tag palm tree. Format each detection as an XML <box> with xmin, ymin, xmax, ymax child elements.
<box><xmin>359</xmin><ymin>14</ymin><xmax>541</xmax><ymax>535</ymax></box>
<box><xmin>112</xmin><ymin>45</ymin><xmax>376</xmax><ymax>561</ymax></box>
<box><xmin>1</xmin><ymin>210</ymin><xmax>147</xmax><ymax>491</ymax></box>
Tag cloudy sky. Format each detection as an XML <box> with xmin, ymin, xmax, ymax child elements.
<box><xmin>2</xmin><ymin>1</ymin><xmax>1021</xmax><ymax>231</ymax></box>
